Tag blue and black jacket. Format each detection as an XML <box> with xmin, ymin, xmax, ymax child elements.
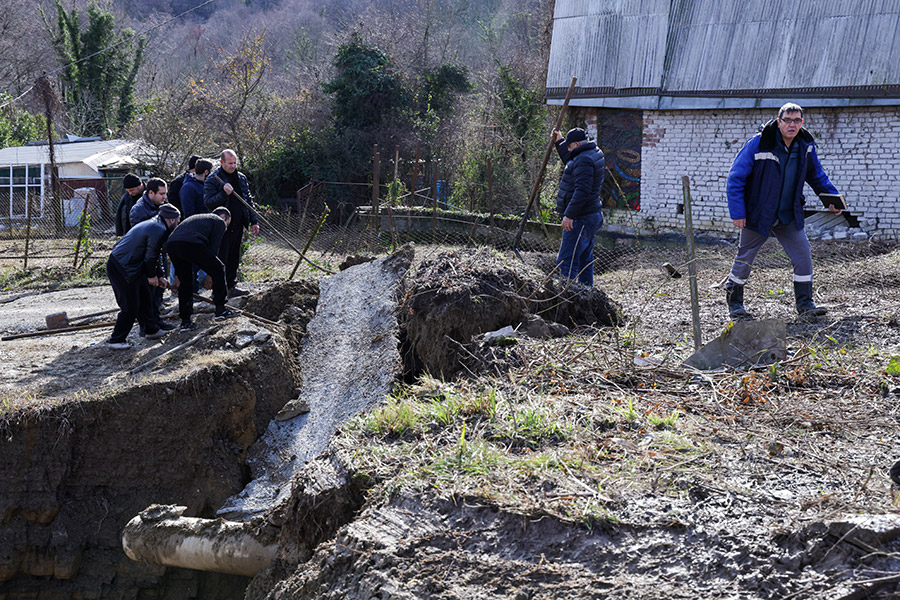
<box><xmin>555</xmin><ymin>140</ymin><xmax>605</xmax><ymax>220</ymax></box>
<box><xmin>726</xmin><ymin>120</ymin><xmax>838</xmax><ymax>235</ymax></box>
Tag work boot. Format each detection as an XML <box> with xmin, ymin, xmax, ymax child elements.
<box><xmin>794</xmin><ymin>281</ymin><xmax>826</xmax><ymax>316</ymax></box>
<box><xmin>725</xmin><ymin>285</ymin><xmax>750</xmax><ymax>319</ymax></box>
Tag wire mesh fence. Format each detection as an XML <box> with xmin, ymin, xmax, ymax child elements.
<box><xmin>1</xmin><ymin>178</ymin><xmax>897</xmax><ymax>343</ymax></box>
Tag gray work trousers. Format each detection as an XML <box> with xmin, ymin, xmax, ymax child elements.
<box><xmin>727</xmin><ymin>223</ymin><xmax>813</xmax><ymax>287</ymax></box>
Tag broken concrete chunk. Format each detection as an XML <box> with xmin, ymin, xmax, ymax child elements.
<box><xmin>520</xmin><ymin>314</ymin><xmax>570</xmax><ymax>339</ymax></box>
<box><xmin>684</xmin><ymin>319</ymin><xmax>786</xmax><ymax>370</ymax></box>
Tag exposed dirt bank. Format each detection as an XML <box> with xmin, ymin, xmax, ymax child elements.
<box><xmin>0</xmin><ymin>289</ymin><xmax>311</xmax><ymax>598</ymax></box>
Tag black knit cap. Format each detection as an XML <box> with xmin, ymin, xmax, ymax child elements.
<box><xmin>123</xmin><ymin>173</ymin><xmax>141</xmax><ymax>189</ymax></box>
<box><xmin>565</xmin><ymin>128</ymin><xmax>588</xmax><ymax>145</ymax></box>
<box><xmin>158</xmin><ymin>203</ymin><xmax>181</xmax><ymax>220</ymax></box>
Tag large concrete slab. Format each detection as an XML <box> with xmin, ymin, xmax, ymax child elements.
<box><xmin>218</xmin><ymin>246</ymin><xmax>413</xmax><ymax>519</ymax></box>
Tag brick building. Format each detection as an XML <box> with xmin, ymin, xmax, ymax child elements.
<box><xmin>546</xmin><ymin>0</ymin><xmax>900</xmax><ymax>240</ymax></box>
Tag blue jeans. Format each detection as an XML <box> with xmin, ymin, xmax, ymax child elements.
<box><xmin>557</xmin><ymin>212</ymin><xmax>603</xmax><ymax>286</ymax></box>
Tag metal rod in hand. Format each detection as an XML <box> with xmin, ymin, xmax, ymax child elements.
<box><xmin>24</xmin><ymin>192</ymin><xmax>34</xmax><ymax>270</ymax></box>
<box><xmin>129</xmin><ymin>326</ymin><xmax>220</xmax><ymax>374</ymax></box>
<box><xmin>682</xmin><ymin>176</ymin><xmax>702</xmax><ymax>351</ymax></box>
<box><xmin>371</xmin><ymin>145</ymin><xmax>380</xmax><ymax>231</ymax></box>
<box><xmin>512</xmin><ymin>76</ymin><xmax>577</xmax><ymax>254</ymax></box>
<box><xmin>211</xmin><ymin>175</ymin><xmax>334</xmax><ymax>275</ymax></box>
<box><xmin>191</xmin><ymin>293</ymin><xmax>281</xmax><ymax>328</ymax></box>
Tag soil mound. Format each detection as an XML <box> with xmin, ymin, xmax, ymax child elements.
<box><xmin>402</xmin><ymin>247</ymin><xmax>622</xmax><ymax>377</ymax></box>
<box><xmin>241</xmin><ymin>280</ymin><xmax>319</xmax><ymax>331</ymax></box>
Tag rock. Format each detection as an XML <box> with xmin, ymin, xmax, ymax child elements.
<box><xmin>851</xmin><ymin>231</ymin><xmax>869</xmax><ymax>240</ymax></box>
<box><xmin>275</xmin><ymin>398</ymin><xmax>310</xmax><ymax>421</ymax></box>
<box><xmin>235</xmin><ymin>335</ymin><xmax>254</xmax><ymax>349</ymax></box>
<box><xmin>484</xmin><ymin>326</ymin><xmax>516</xmax><ymax>343</ymax></box>
<box><xmin>253</xmin><ymin>331</ymin><xmax>271</xmax><ymax>344</ymax></box>
<box><xmin>520</xmin><ymin>314</ymin><xmax>570</xmax><ymax>339</ymax></box>
<box><xmin>833</xmin><ymin>229</ymin><xmax>848</xmax><ymax>240</ymax></box>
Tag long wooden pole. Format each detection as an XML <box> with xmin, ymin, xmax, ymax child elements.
<box><xmin>129</xmin><ymin>326</ymin><xmax>219</xmax><ymax>374</ymax></box>
<box><xmin>371</xmin><ymin>145</ymin><xmax>380</xmax><ymax>231</ymax></box>
<box><xmin>2</xmin><ymin>320</ymin><xmax>116</xmax><ymax>341</ymax></box>
<box><xmin>487</xmin><ymin>158</ymin><xmax>494</xmax><ymax>229</ymax></box>
<box><xmin>23</xmin><ymin>192</ymin><xmax>34</xmax><ymax>269</ymax></box>
<box><xmin>682</xmin><ymin>176</ymin><xmax>702</xmax><ymax>351</ymax></box>
<box><xmin>211</xmin><ymin>175</ymin><xmax>333</xmax><ymax>275</ymax></box>
<box><xmin>512</xmin><ymin>76</ymin><xmax>577</xmax><ymax>253</ymax></box>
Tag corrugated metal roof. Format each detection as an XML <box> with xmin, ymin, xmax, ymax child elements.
<box><xmin>0</xmin><ymin>139</ymin><xmax>137</xmax><ymax>169</ymax></box>
<box><xmin>546</xmin><ymin>0</ymin><xmax>900</xmax><ymax>108</ymax></box>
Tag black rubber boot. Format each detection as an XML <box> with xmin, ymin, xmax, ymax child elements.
<box><xmin>725</xmin><ymin>285</ymin><xmax>750</xmax><ymax>319</ymax></box>
<box><xmin>794</xmin><ymin>281</ymin><xmax>826</xmax><ymax>316</ymax></box>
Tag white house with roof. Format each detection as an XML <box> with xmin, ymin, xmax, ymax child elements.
<box><xmin>0</xmin><ymin>137</ymin><xmax>152</xmax><ymax>226</ymax></box>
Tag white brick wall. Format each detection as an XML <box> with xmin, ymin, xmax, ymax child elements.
<box><xmin>610</xmin><ymin>106</ymin><xmax>900</xmax><ymax>240</ymax></box>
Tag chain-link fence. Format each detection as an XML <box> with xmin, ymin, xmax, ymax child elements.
<box><xmin>1</xmin><ymin>178</ymin><xmax>897</xmax><ymax>342</ymax></box>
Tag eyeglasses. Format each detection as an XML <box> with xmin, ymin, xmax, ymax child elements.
<box><xmin>780</xmin><ymin>117</ymin><xmax>803</xmax><ymax>125</ymax></box>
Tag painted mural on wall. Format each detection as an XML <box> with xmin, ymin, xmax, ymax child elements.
<box><xmin>597</xmin><ymin>109</ymin><xmax>642</xmax><ymax>210</ymax></box>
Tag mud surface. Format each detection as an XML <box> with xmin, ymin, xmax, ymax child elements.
<box><xmin>2</xmin><ymin>240</ymin><xmax>900</xmax><ymax>600</ymax></box>
<box><xmin>250</xmin><ymin>490</ymin><xmax>900</xmax><ymax>600</ymax></box>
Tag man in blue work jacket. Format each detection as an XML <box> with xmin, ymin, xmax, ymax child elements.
<box><xmin>724</xmin><ymin>103</ymin><xmax>843</xmax><ymax>319</ymax></box>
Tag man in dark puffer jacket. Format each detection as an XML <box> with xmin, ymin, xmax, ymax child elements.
<box><xmin>105</xmin><ymin>204</ymin><xmax>181</xmax><ymax>349</ymax></box>
<box><xmin>552</xmin><ymin>127</ymin><xmax>606</xmax><ymax>286</ymax></box>
<box><xmin>166</xmin><ymin>207</ymin><xmax>235</xmax><ymax>330</ymax></box>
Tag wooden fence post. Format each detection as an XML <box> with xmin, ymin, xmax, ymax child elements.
<box><xmin>488</xmin><ymin>158</ymin><xmax>494</xmax><ymax>230</ymax></box>
<box><xmin>682</xmin><ymin>175</ymin><xmax>702</xmax><ymax>351</ymax></box>
<box><xmin>23</xmin><ymin>192</ymin><xmax>34</xmax><ymax>270</ymax></box>
<box><xmin>372</xmin><ymin>144</ymin><xmax>380</xmax><ymax>231</ymax></box>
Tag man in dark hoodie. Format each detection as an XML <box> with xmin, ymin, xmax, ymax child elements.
<box><xmin>203</xmin><ymin>149</ymin><xmax>259</xmax><ymax>298</ymax></box>
<box><xmin>724</xmin><ymin>103</ymin><xmax>842</xmax><ymax>319</ymax></box>
<box><xmin>166</xmin><ymin>207</ymin><xmax>236</xmax><ymax>330</ymax></box>
<box><xmin>551</xmin><ymin>127</ymin><xmax>606</xmax><ymax>286</ymax></box>
<box><xmin>180</xmin><ymin>158</ymin><xmax>213</xmax><ymax>218</ymax></box>
<box><xmin>166</xmin><ymin>154</ymin><xmax>201</xmax><ymax>212</ymax></box>
<box><xmin>105</xmin><ymin>204</ymin><xmax>181</xmax><ymax>349</ymax></box>
<box><xmin>114</xmin><ymin>173</ymin><xmax>143</xmax><ymax>236</ymax></box>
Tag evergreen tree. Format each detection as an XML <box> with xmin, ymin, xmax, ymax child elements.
<box><xmin>41</xmin><ymin>0</ymin><xmax>146</xmax><ymax>137</ymax></box>
<box><xmin>322</xmin><ymin>35</ymin><xmax>414</xmax><ymax>132</ymax></box>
